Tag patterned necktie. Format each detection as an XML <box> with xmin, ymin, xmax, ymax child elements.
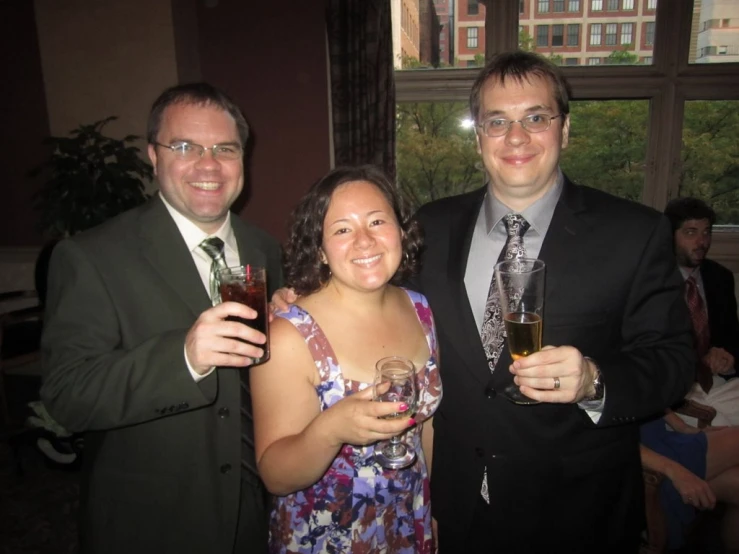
<box><xmin>480</xmin><ymin>213</ymin><xmax>531</xmax><ymax>371</ymax></box>
<box><xmin>200</xmin><ymin>237</ymin><xmax>228</xmax><ymax>305</ymax></box>
<box><xmin>479</xmin><ymin>213</ymin><xmax>530</xmax><ymax>504</ymax></box>
<box><xmin>685</xmin><ymin>276</ymin><xmax>712</xmax><ymax>393</ymax></box>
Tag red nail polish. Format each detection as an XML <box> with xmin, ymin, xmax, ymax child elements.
<box><xmin>399</xmin><ymin>403</ymin><xmax>409</xmax><ymax>412</ymax></box>
<box><xmin>408</xmin><ymin>418</ymin><xmax>416</xmax><ymax>427</ymax></box>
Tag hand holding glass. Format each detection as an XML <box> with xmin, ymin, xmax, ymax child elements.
<box><xmin>372</xmin><ymin>356</ymin><xmax>417</xmax><ymax>469</ymax></box>
<box><xmin>495</xmin><ymin>258</ymin><xmax>546</xmax><ymax>405</ymax></box>
<box><xmin>216</xmin><ymin>265</ymin><xmax>270</xmax><ymax>364</ymax></box>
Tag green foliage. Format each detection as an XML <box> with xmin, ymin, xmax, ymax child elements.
<box><xmin>396</xmin><ymin>102</ymin><xmax>484</xmax><ymax>210</ymax></box>
<box><xmin>519</xmin><ymin>30</ymin><xmax>535</xmax><ymax>52</ymax></box>
<box><xmin>606</xmin><ymin>47</ymin><xmax>640</xmax><ymax>65</ymax></box>
<box><xmin>31</xmin><ymin>117</ymin><xmax>152</xmax><ymax>237</ymax></box>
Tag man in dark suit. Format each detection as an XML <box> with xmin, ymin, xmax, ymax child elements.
<box><xmin>413</xmin><ymin>51</ymin><xmax>694</xmax><ymax>553</ymax></box>
<box><xmin>665</xmin><ymin>197</ymin><xmax>739</xmax><ymax>426</ymax></box>
<box><xmin>40</xmin><ymin>83</ymin><xmax>282</xmax><ymax>554</ymax></box>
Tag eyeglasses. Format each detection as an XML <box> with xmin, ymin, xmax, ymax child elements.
<box><xmin>153</xmin><ymin>141</ymin><xmax>243</xmax><ymax>161</ymax></box>
<box><xmin>477</xmin><ymin>113</ymin><xmax>564</xmax><ymax>138</ymax></box>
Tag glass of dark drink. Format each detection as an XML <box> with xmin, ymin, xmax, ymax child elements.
<box><xmin>216</xmin><ymin>265</ymin><xmax>269</xmax><ymax>364</ymax></box>
<box><xmin>494</xmin><ymin>258</ymin><xmax>546</xmax><ymax>405</ymax></box>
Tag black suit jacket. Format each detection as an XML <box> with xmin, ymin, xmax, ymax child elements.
<box><xmin>702</xmin><ymin>258</ymin><xmax>739</xmax><ymax>364</ymax></box>
<box><xmin>40</xmin><ymin>196</ymin><xmax>283</xmax><ymax>554</ymax></box>
<box><xmin>414</xmin><ymin>178</ymin><xmax>694</xmax><ymax>552</ymax></box>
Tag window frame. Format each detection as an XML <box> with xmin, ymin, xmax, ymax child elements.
<box><xmin>394</xmin><ymin>0</ymin><xmax>739</xmax><ymax>267</ymax></box>
<box><xmin>467</xmin><ymin>26</ymin><xmax>479</xmax><ymax>49</ymax></box>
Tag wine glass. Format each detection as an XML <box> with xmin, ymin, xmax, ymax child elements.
<box><xmin>495</xmin><ymin>258</ymin><xmax>546</xmax><ymax>405</ymax></box>
<box><xmin>372</xmin><ymin>356</ymin><xmax>417</xmax><ymax>469</ymax></box>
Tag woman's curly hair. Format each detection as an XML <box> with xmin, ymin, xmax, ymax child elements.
<box><xmin>283</xmin><ymin>165</ymin><xmax>423</xmax><ymax>296</ymax></box>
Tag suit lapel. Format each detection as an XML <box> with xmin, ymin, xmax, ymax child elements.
<box><xmin>138</xmin><ymin>197</ymin><xmax>211</xmax><ymax>318</ymax></box>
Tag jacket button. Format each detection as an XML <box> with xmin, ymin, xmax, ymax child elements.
<box><xmin>484</xmin><ymin>384</ymin><xmax>496</xmax><ymax>399</ymax></box>
<box><xmin>220</xmin><ymin>463</ymin><xmax>232</xmax><ymax>474</ymax></box>
<box><xmin>218</xmin><ymin>407</ymin><xmax>230</xmax><ymax>418</ymax></box>
<box><xmin>475</xmin><ymin>447</ymin><xmax>484</xmax><ymax>457</ymax></box>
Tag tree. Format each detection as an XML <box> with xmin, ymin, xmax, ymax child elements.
<box><xmin>396</xmin><ymin>102</ymin><xmax>483</xmax><ymax>210</ymax></box>
<box><xmin>606</xmin><ymin>47</ymin><xmax>640</xmax><ymax>65</ymax></box>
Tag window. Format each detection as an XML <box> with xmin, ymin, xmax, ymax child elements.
<box><xmin>622</xmin><ymin>0</ymin><xmax>634</xmax><ymax>9</ymax></box>
<box><xmin>647</xmin><ymin>0</ymin><xmax>657</xmax><ymax>9</ymax></box>
<box><xmin>645</xmin><ymin>22</ymin><xmax>655</xmax><ymax>46</ymax></box>
<box><xmin>568</xmin><ymin>0</ymin><xmax>581</xmax><ymax>11</ymax></box>
<box><xmin>590</xmin><ymin>24</ymin><xmax>602</xmax><ymax>46</ymax></box>
<box><xmin>587</xmin><ymin>57</ymin><xmax>601</xmax><ymax>65</ymax></box>
<box><xmin>467</xmin><ymin>27</ymin><xmax>479</xmax><ymax>49</ymax></box>
<box><xmin>722</xmin><ymin>19</ymin><xmax>730</xmax><ymax>27</ymax></box>
<box><xmin>567</xmin><ymin>24</ymin><xmax>580</xmax><ymax>46</ymax></box>
<box><xmin>606</xmin><ymin>0</ymin><xmax>618</xmax><ymax>10</ymax></box>
<box><xmin>468</xmin><ymin>0</ymin><xmax>479</xmax><ymax>16</ymax></box>
<box><xmin>642</xmin><ymin>56</ymin><xmax>653</xmax><ymax>64</ymax></box>
<box><xmin>553</xmin><ymin>0</ymin><xmax>565</xmax><ymax>12</ymax></box>
<box><xmin>719</xmin><ymin>45</ymin><xmax>728</xmax><ymax>55</ymax></box>
<box><xmin>565</xmin><ymin>57</ymin><xmax>579</xmax><ymax>65</ymax></box>
<box><xmin>538</xmin><ymin>0</ymin><xmax>550</xmax><ymax>13</ymax></box>
<box><xmin>605</xmin><ymin>23</ymin><xmax>617</xmax><ymax>46</ymax></box>
<box><xmin>520</xmin><ymin>0</ymin><xmax>525</xmax><ymax>14</ymax></box>
<box><xmin>537</xmin><ymin>25</ymin><xmax>549</xmax><ymax>47</ymax></box>
<box><xmin>552</xmin><ymin>25</ymin><xmax>564</xmax><ymax>47</ymax></box>
<box><xmin>591</xmin><ymin>0</ymin><xmax>603</xmax><ymax>11</ymax></box>
<box><xmin>621</xmin><ymin>23</ymin><xmax>633</xmax><ymax>45</ymax></box>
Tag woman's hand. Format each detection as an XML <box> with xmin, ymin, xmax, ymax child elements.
<box><xmin>321</xmin><ymin>385</ymin><xmax>415</xmax><ymax>448</ymax></box>
<box><xmin>270</xmin><ymin>287</ymin><xmax>298</xmax><ymax>316</ymax></box>
<box><xmin>666</xmin><ymin>463</ymin><xmax>716</xmax><ymax>510</ymax></box>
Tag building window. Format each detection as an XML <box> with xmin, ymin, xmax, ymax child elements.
<box><xmin>622</xmin><ymin>0</ymin><xmax>634</xmax><ymax>9</ymax></box>
<box><xmin>552</xmin><ymin>25</ymin><xmax>564</xmax><ymax>46</ymax></box>
<box><xmin>588</xmin><ymin>57</ymin><xmax>602</xmax><ymax>65</ymax></box>
<box><xmin>722</xmin><ymin>19</ymin><xmax>730</xmax><ymax>27</ymax></box>
<box><xmin>591</xmin><ymin>0</ymin><xmax>603</xmax><ymax>11</ymax></box>
<box><xmin>606</xmin><ymin>0</ymin><xmax>618</xmax><ymax>10</ymax></box>
<box><xmin>590</xmin><ymin>23</ymin><xmax>602</xmax><ymax>45</ymax></box>
<box><xmin>538</xmin><ymin>0</ymin><xmax>550</xmax><ymax>13</ymax></box>
<box><xmin>520</xmin><ymin>0</ymin><xmax>525</xmax><ymax>14</ymax></box>
<box><xmin>565</xmin><ymin>57</ymin><xmax>579</xmax><ymax>65</ymax></box>
<box><xmin>537</xmin><ymin>25</ymin><xmax>549</xmax><ymax>47</ymax></box>
<box><xmin>645</xmin><ymin>21</ymin><xmax>655</xmax><ymax>46</ymax></box>
<box><xmin>642</xmin><ymin>56</ymin><xmax>653</xmax><ymax>64</ymax></box>
<box><xmin>718</xmin><ymin>45</ymin><xmax>728</xmax><ymax>55</ymax></box>
<box><xmin>621</xmin><ymin>23</ymin><xmax>634</xmax><ymax>45</ymax></box>
<box><xmin>467</xmin><ymin>27</ymin><xmax>479</xmax><ymax>49</ymax></box>
<box><xmin>468</xmin><ymin>0</ymin><xmax>479</xmax><ymax>16</ymax></box>
<box><xmin>647</xmin><ymin>0</ymin><xmax>657</xmax><ymax>9</ymax></box>
<box><xmin>567</xmin><ymin>24</ymin><xmax>580</xmax><ymax>46</ymax></box>
<box><xmin>568</xmin><ymin>0</ymin><xmax>581</xmax><ymax>11</ymax></box>
<box><xmin>605</xmin><ymin>23</ymin><xmax>617</xmax><ymax>46</ymax></box>
<box><xmin>553</xmin><ymin>0</ymin><xmax>565</xmax><ymax>12</ymax></box>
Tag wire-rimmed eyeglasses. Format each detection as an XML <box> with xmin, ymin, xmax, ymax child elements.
<box><xmin>476</xmin><ymin>113</ymin><xmax>564</xmax><ymax>138</ymax></box>
<box><xmin>153</xmin><ymin>141</ymin><xmax>243</xmax><ymax>161</ymax></box>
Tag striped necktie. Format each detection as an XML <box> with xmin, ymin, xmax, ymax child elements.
<box><xmin>199</xmin><ymin>237</ymin><xmax>228</xmax><ymax>305</ymax></box>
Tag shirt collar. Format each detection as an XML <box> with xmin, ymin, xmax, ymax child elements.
<box><xmin>158</xmin><ymin>192</ymin><xmax>237</xmax><ymax>258</ymax></box>
<box><xmin>483</xmin><ymin>169</ymin><xmax>564</xmax><ymax>236</ymax></box>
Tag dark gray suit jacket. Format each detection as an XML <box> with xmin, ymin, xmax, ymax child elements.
<box><xmin>413</xmin><ymin>178</ymin><xmax>694</xmax><ymax>552</ymax></box>
<box><xmin>40</xmin><ymin>196</ymin><xmax>283</xmax><ymax>554</ymax></box>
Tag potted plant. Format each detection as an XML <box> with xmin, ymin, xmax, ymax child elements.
<box><xmin>31</xmin><ymin>116</ymin><xmax>152</xmax><ymax>237</ymax></box>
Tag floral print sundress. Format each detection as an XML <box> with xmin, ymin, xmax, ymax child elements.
<box><xmin>269</xmin><ymin>288</ymin><xmax>442</xmax><ymax>554</ymax></box>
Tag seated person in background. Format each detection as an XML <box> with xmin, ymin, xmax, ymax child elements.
<box><xmin>665</xmin><ymin>197</ymin><xmax>739</xmax><ymax>426</ymax></box>
<box><xmin>251</xmin><ymin>165</ymin><xmax>442</xmax><ymax>554</ymax></box>
<box><xmin>640</xmin><ymin>409</ymin><xmax>739</xmax><ymax>553</ymax></box>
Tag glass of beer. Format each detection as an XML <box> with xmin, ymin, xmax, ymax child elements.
<box><xmin>216</xmin><ymin>265</ymin><xmax>269</xmax><ymax>364</ymax></box>
<box><xmin>494</xmin><ymin>258</ymin><xmax>546</xmax><ymax>404</ymax></box>
<box><xmin>373</xmin><ymin>356</ymin><xmax>417</xmax><ymax>469</ymax></box>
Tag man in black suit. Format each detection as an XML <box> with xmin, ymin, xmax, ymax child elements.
<box><xmin>41</xmin><ymin>83</ymin><xmax>282</xmax><ymax>554</ymax></box>
<box><xmin>665</xmin><ymin>197</ymin><xmax>739</xmax><ymax>426</ymax></box>
<box><xmin>413</xmin><ymin>51</ymin><xmax>694</xmax><ymax>553</ymax></box>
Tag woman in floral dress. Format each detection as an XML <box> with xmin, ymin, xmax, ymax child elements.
<box><xmin>251</xmin><ymin>165</ymin><xmax>442</xmax><ymax>553</ymax></box>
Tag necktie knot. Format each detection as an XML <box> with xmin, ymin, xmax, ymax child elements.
<box><xmin>503</xmin><ymin>213</ymin><xmax>530</xmax><ymax>239</ymax></box>
<box><xmin>200</xmin><ymin>237</ymin><xmax>227</xmax><ymax>266</ymax></box>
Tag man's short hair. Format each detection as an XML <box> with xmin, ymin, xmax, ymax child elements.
<box><xmin>664</xmin><ymin>197</ymin><xmax>717</xmax><ymax>232</ymax></box>
<box><xmin>146</xmin><ymin>82</ymin><xmax>250</xmax><ymax>147</ymax></box>
<box><xmin>469</xmin><ymin>50</ymin><xmax>571</xmax><ymax>123</ymax></box>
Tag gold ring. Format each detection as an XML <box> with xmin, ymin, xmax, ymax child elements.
<box><xmin>553</xmin><ymin>376</ymin><xmax>561</xmax><ymax>390</ymax></box>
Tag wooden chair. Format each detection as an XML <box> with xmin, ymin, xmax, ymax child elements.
<box><xmin>640</xmin><ymin>399</ymin><xmax>718</xmax><ymax>554</ymax></box>
<box><xmin>0</xmin><ymin>290</ymin><xmax>43</xmax><ymax>427</ymax></box>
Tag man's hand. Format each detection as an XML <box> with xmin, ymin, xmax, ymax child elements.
<box><xmin>510</xmin><ymin>345</ymin><xmax>597</xmax><ymax>403</ymax></box>
<box><xmin>185</xmin><ymin>302</ymin><xmax>267</xmax><ymax>374</ymax></box>
<box><xmin>703</xmin><ymin>347</ymin><xmax>735</xmax><ymax>376</ymax></box>
<box><xmin>270</xmin><ymin>287</ymin><xmax>298</xmax><ymax>314</ymax></box>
